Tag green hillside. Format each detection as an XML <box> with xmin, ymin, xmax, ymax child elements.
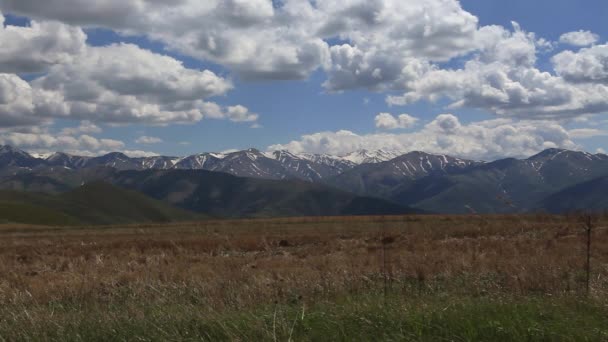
<box><xmin>0</xmin><ymin>182</ymin><xmax>200</xmax><ymax>225</ymax></box>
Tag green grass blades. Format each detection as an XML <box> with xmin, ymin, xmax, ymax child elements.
<box><xmin>1</xmin><ymin>295</ymin><xmax>606</xmax><ymax>341</ymax></box>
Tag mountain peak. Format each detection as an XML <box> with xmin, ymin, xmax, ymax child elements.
<box><xmin>526</xmin><ymin>148</ymin><xmax>605</xmax><ymax>163</ymax></box>
<box><xmin>272</xmin><ymin>150</ymin><xmax>300</xmax><ymax>160</ymax></box>
<box><xmin>95</xmin><ymin>152</ymin><xmax>130</xmax><ymax>162</ymax></box>
<box><xmin>0</xmin><ymin>145</ymin><xmax>45</xmax><ymax>168</ymax></box>
<box><xmin>527</xmin><ymin>148</ymin><xmax>568</xmax><ymax>161</ymax></box>
<box><xmin>339</xmin><ymin>149</ymin><xmax>402</xmax><ymax>164</ymax></box>
<box><xmin>0</xmin><ymin>145</ymin><xmax>29</xmax><ymax>156</ymax></box>
<box><xmin>47</xmin><ymin>151</ymin><xmax>72</xmax><ymax>159</ymax></box>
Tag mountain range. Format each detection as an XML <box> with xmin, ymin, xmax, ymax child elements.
<box><xmin>3</xmin><ymin>146</ymin><xmax>397</xmax><ymax>182</ymax></box>
<box><xmin>2</xmin><ymin>145</ymin><xmax>608</xmax><ymax>220</ymax></box>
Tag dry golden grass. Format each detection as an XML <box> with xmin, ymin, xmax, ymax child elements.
<box><xmin>1</xmin><ymin>214</ymin><xmax>607</xmax><ymax>311</ymax></box>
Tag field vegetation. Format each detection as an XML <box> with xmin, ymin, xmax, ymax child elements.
<box><xmin>1</xmin><ymin>214</ymin><xmax>607</xmax><ymax>340</ymax></box>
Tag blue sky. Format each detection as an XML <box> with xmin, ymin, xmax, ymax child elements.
<box><xmin>0</xmin><ymin>0</ymin><xmax>607</xmax><ymax>160</ymax></box>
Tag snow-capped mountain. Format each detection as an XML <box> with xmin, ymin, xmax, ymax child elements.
<box><xmin>6</xmin><ymin>145</ymin><xmax>608</xmax><ymax>189</ymax></box>
<box><xmin>6</xmin><ymin>145</ymin><xmax>608</xmax><ymax>214</ymax></box>
<box><xmin>46</xmin><ymin>152</ymin><xmax>91</xmax><ymax>169</ymax></box>
<box><xmin>0</xmin><ymin>145</ymin><xmax>401</xmax><ymax>176</ymax></box>
<box><xmin>172</xmin><ymin>153</ymin><xmax>223</xmax><ymax>170</ymax></box>
<box><xmin>327</xmin><ymin>151</ymin><xmax>482</xmax><ymax>195</ymax></box>
<box><xmin>384</xmin><ymin>151</ymin><xmax>480</xmax><ymax>178</ymax></box>
<box><xmin>296</xmin><ymin>153</ymin><xmax>357</xmax><ymax>171</ymax></box>
<box><xmin>270</xmin><ymin>150</ymin><xmax>354</xmax><ymax>181</ymax></box>
<box><xmin>212</xmin><ymin>148</ymin><xmax>291</xmax><ymax>179</ymax></box>
<box><xmin>338</xmin><ymin>149</ymin><xmax>403</xmax><ymax>164</ymax></box>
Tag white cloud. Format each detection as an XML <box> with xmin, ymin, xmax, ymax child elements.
<box><xmin>318</xmin><ymin>0</ymin><xmax>480</xmax><ymax>61</ymax></box>
<box><xmin>568</xmin><ymin>128</ymin><xmax>608</xmax><ymax>139</ymax></box>
<box><xmin>60</xmin><ymin>121</ymin><xmax>101</xmax><ymax>135</ymax></box>
<box><xmin>30</xmin><ymin>43</ymin><xmax>234</xmax><ymax>125</ymax></box>
<box><xmin>320</xmin><ymin>0</ymin><xmax>481</xmax><ymax>91</ymax></box>
<box><xmin>0</xmin><ymin>73</ymin><xmax>42</xmax><ymax>127</ymax></box>
<box><xmin>0</xmin><ymin>11</ymin><xmax>86</xmax><ymax>73</ymax></box>
<box><xmin>323</xmin><ymin>44</ymin><xmax>433</xmax><ymax>91</ymax></box>
<box><xmin>0</xmin><ymin>0</ymin><xmax>481</xmax><ymax>82</ymax></box>
<box><xmin>0</xmin><ymin>0</ymin><xmax>330</xmax><ymax>81</ymax></box>
<box><xmin>559</xmin><ymin>30</ymin><xmax>599</xmax><ymax>47</ymax></box>
<box><xmin>135</xmin><ymin>136</ymin><xmax>163</xmax><ymax>144</ymax></box>
<box><xmin>225</xmin><ymin>105</ymin><xmax>259</xmax><ymax>122</ymax></box>
<box><xmin>553</xmin><ymin>44</ymin><xmax>608</xmax><ymax>84</ymax></box>
<box><xmin>0</xmin><ymin>131</ymin><xmax>124</xmax><ymax>154</ymax></box>
<box><xmin>269</xmin><ymin>113</ymin><xmax>579</xmax><ymax>160</ymax></box>
<box><xmin>375</xmin><ymin>113</ymin><xmax>418</xmax><ymax>130</ymax></box>
<box><xmin>0</xmin><ymin>0</ymin><xmax>606</xmax><ymax>125</ymax></box>
<box><xmin>0</xmin><ymin>128</ymin><xmax>162</xmax><ymax>157</ymax></box>
<box><xmin>120</xmin><ymin>150</ymin><xmax>160</xmax><ymax>158</ymax></box>
<box><xmin>0</xmin><ymin>43</ymin><xmax>258</xmax><ymax>128</ymax></box>
<box><xmin>387</xmin><ymin>25</ymin><xmax>608</xmax><ymax>120</ymax></box>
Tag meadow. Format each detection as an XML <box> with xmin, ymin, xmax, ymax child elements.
<box><xmin>1</xmin><ymin>214</ymin><xmax>607</xmax><ymax>341</ymax></box>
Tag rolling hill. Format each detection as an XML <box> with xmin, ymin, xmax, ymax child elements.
<box><xmin>0</xmin><ymin>182</ymin><xmax>201</xmax><ymax>225</ymax></box>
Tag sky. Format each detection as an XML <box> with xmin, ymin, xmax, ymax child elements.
<box><xmin>0</xmin><ymin>0</ymin><xmax>607</xmax><ymax>160</ymax></box>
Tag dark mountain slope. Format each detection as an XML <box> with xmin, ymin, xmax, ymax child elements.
<box><xmin>388</xmin><ymin>150</ymin><xmax>608</xmax><ymax>214</ymax></box>
<box><xmin>326</xmin><ymin>151</ymin><xmax>480</xmax><ymax>197</ymax></box>
<box><xmin>0</xmin><ymin>166</ymin><xmax>118</xmax><ymax>193</ymax></box>
<box><xmin>109</xmin><ymin>169</ymin><xmax>420</xmax><ymax>218</ymax></box>
<box><xmin>537</xmin><ymin>176</ymin><xmax>608</xmax><ymax>213</ymax></box>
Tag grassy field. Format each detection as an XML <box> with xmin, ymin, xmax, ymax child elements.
<box><xmin>1</xmin><ymin>214</ymin><xmax>607</xmax><ymax>341</ymax></box>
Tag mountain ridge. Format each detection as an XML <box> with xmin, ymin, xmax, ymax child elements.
<box><xmin>4</xmin><ymin>145</ymin><xmax>608</xmax><ymax>214</ymax></box>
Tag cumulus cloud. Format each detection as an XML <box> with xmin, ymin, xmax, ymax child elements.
<box><xmin>29</xmin><ymin>43</ymin><xmax>234</xmax><ymax>125</ymax></box>
<box><xmin>1</xmin><ymin>0</ymin><xmax>606</xmax><ymax>124</ymax></box>
<box><xmin>568</xmin><ymin>128</ymin><xmax>608</xmax><ymax>139</ymax></box>
<box><xmin>60</xmin><ymin>121</ymin><xmax>101</xmax><ymax>135</ymax></box>
<box><xmin>269</xmin><ymin>113</ymin><xmax>579</xmax><ymax>160</ymax></box>
<box><xmin>0</xmin><ymin>0</ymin><xmax>482</xmax><ymax>82</ymax></box>
<box><xmin>375</xmin><ymin>113</ymin><xmax>418</xmax><ymax>130</ymax></box>
<box><xmin>0</xmin><ymin>73</ymin><xmax>43</xmax><ymax>127</ymax></box>
<box><xmin>0</xmin><ymin>11</ymin><xmax>86</xmax><ymax>73</ymax></box>
<box><xmin>225</xmin><ymin>105</ymin><xmax>259</xmax><ymax>122</ymax></box>
<box><xmin>0</xmin><ymin>131</ymin><xmax>124</xmax><ymax>154</ymax></box>
<box><xmin>387</xmin><ymin>25</ymin><xmax>608</xmax><ymax>119</ymax></box>
<box><xmin>0</xmin><ymin>43</ymin><xmax>258</xmax><ymax>127</ymax></box>
<box><xmin>135</xmin><ymin>136</ymin><xmax>163</xmax><ymax>144</ymax></box>
<box><xmin>320</xmin><ymin>0</ymin><xmax>480</xmax><ymax>91</ymax></box>
<box><xmin>323</xmin><ymin>44</ymin><xmax>433</xmax><ymax>91</ymax></box>
<box><xmin>0</xmin><ymin>0</ymin><xmax>330</xmax><ymax>80</ymax></box>
<box><xmin>0</xmin><ymin>127</ymin><xmax>162</xmax><ymax>157</ymax></box>
<box><xmin>553</xmin><ymin>44</ymin><xmax>608</xmax><ymax>84</ymax></box>
<box><xmin>559</xmin><ymin>30</ymin><xmax>599</xmax><ymax>47</ymax></box>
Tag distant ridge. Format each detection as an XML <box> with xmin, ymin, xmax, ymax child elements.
<box><xmin>0</xmin><ymin>145</ymin><xmax>409</xmax><ymax>181</ymax></box>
